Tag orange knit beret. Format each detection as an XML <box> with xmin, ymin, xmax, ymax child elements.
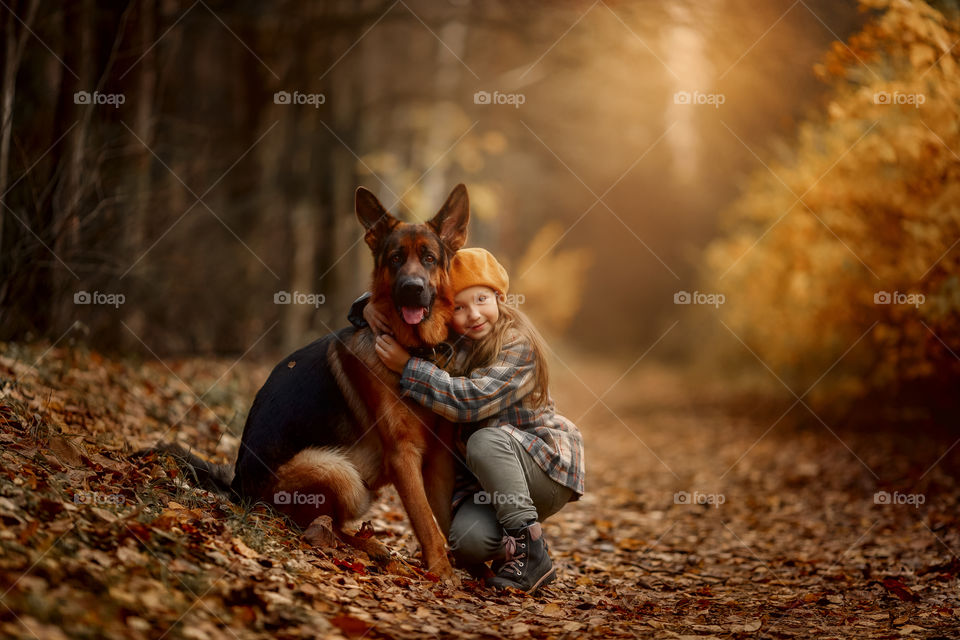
<box><xmin>449</xmin><ymin>248</ymin><xmax>509</xmax><ymax>296</ymax></box>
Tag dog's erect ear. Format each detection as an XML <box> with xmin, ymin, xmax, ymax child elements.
<box><xmin>356</xmin><ymin>187</ymin><xmax>400</xmax><ymax>250</ymax></box>
<box><xmin>427</xmin><ymin>184</ymin><xmax>470</xmax><ymax>253</ymax></box>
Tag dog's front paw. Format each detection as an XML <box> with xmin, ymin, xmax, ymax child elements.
<box><xmin>438</xmin><ymin>565</ymin><xmax>461</xmax><ymax>588</ymax></box>
<box><xmin>303</xmin><ymin>515</ymin><xmax>338</xmax><ymax>549</ymax></box>
<box><xmin>444</xmin><ymin>574</ymin><xmax>462</xmax><ymax>588</ymax></box>
<box><xmin>426</xmin><ymin>558</ymin><xmax>460</xmax><ymax>587</ymax></box>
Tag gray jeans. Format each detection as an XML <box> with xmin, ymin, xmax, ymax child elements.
<box><xmin>448</xmin><ymin>427</ymin><xmax>573</xmax><ymax>565</ymax></box>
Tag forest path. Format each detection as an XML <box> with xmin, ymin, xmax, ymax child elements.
<box><xmin>0</xmin><ymin>343</ymin><xmax>957</xmax><ymax>639</ymax></box>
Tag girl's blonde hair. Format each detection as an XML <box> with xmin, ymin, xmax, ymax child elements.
<box><xmin>447</xmin><ymin>298</ymin><xmax>551</xmax><ymax>408</ymax></box>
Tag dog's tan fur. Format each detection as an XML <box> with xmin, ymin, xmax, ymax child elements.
<box><xmin>263</xmin><ymin>185</ymin><xmax>469</xmax><ymax>581</ymax></box>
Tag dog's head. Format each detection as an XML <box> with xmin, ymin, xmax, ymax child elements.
<box><xmin>355</xmin><ymin>184</ymin><xmax>469</xmax><ymax>347</ymax></box>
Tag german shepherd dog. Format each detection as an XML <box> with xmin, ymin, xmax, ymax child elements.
<box><xmin>148</xmin><ymin>184</ymin><xmax>469</xmax><ymax>582</ymax></box>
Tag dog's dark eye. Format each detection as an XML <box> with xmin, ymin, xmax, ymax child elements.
<box><xmin>423</xmin><ymin>254</ymin><xmax>436</xmax><ymax>265</ymax></box>
<box><xmin>390</xmin><ymin>253</ymin><xmax>402</xmax><ymax>265</ymax></box>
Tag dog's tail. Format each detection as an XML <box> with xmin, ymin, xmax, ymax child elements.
<box><xmin>135</xmin><ymin>443</ymin><xmax>236</xmax><ymax>499</ymax></box>
<box><xmin>272</xmin><ymin>446</ymin><xmax>372</xmax><ymax>528</ymax></box>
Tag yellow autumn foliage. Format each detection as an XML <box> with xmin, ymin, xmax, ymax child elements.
<box><xmin>512</xmin><ymin>222</ymin><xmax>593</xmax><ymax>338</ymax></box>
<box><xmin>702</xmin><ymin>0</ymin><xmax>960</xmax><ymax>404</ymax></box>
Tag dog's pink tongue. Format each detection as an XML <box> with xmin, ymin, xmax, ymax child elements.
<box><xmin>401</xmin><ymin>306</ymin><xmax>427</xmax><ymax>325</ymax></box>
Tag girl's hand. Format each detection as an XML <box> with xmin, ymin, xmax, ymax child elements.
<box><xmin>363</xmin><ymin>302</ymin><xmax>393</xmax><ymax>336</ymax></box>
<box><xmin>375</xmin><ymin>334</ymin><xmax>411</xmax><ymax>373</ymax></box>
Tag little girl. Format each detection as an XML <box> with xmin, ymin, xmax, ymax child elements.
<box><xmin>353</xmin><ymin>248</ymin><xmax>585</xmax><ymax>593</ymax></box>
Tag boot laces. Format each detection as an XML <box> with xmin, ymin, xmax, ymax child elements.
<box><xmin>500</xmin><ymin>531</ymin><xmax>527</xmax><ymax>576</ymax></box>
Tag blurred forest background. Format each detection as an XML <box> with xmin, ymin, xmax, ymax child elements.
<box><xmin>1</xmin><ymin>0</ymin><xmax>958</xmax><ymax>418</ymax></box>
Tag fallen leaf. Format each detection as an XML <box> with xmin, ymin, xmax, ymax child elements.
<box><xmin>233</xmin><ymin>538</ymin><xmax>260</xmax><ymax>559</ymax></box>
<box><xmin>332</xmin><ymin>557</ymin><xmax>367</xmax><ymax>574</ymax></box>
<box><xmin>48</xmin><ymin>435</ymin><xmax>82</xmax><ymax>466</ymax></box>
<box><xmin>330</xmin><ymin>614</ymin><xmax>372</xmax><ymax>637</ymax></box>
<box><xmin>882</xmin><ymin>577</ymin><xmax>918</xmax><ymax>602</ymax></box>
<box><xmin>899</xmin><ymin>624</ymin><xmax>927</xmax><ymax>636</ymax></box>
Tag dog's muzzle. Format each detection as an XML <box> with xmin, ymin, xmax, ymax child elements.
<box><xmin>395</xmin><ymin>277</ymin><xmax>434</xmax><ymax>325</ymax></box>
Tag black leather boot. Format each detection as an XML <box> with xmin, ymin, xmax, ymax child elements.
<box><xmin>488</xmin><ymin>521</ymin><xmax>555</xmax><ymax>592</ymax></box>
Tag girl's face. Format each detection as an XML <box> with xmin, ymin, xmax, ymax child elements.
<box><xmin>451</xmin><ymin>285</ymin><xmax>499</xmax><ymax>339</ymax></box>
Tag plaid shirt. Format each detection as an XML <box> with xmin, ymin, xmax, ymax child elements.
<box><xmin>398</xmin><ymin>332</ymin><xmax>585</xmax><ymax>501</ymax></box>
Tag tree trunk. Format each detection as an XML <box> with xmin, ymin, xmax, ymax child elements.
<box><xmin>0</xmin><ymin>0</ymin><xmax>40</xmax><ymax>290</ymax></box>
<box><xmin>331</xmin><ymin>0</ymin><xmax>387</xmax><ymax>313</ymax></box>
<box><xmin>50</xmin><ymin>0</ymin><xmax>94</xmax><ymax>331</ymax></box>
<box><xmin>125</xmin><ymin>0</ymin><xmax>157</xmax><ymax>340</ymax></box>
<box><xmin>419</xmin><ymin>16</ymin><xmax>468</xmax><ymax>216</ymax></box>
<box><xmin>282</xmin><ymin>198</ymin><xmax>318</xmax><ymax>349</ymax></box>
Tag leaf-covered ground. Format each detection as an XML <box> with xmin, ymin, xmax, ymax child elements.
<box><xmin>1</xmin><ymin>341</ymin><xmax>958</xmax><ymax>639</ymax></box>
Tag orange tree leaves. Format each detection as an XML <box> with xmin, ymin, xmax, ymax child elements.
<box><xmin>702</xmin><ymin>0</ymin><xmax>960</xmax><ymax>410</ymax></box>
